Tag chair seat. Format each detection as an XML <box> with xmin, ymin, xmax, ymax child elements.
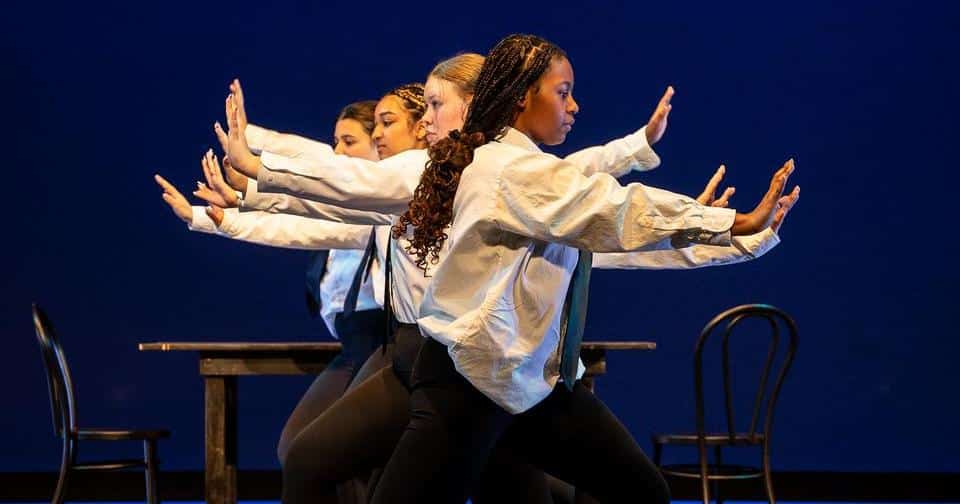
<box><xmin>73</xmin><ymin>459</ymin><xmax>148</xmax><ymax>471</ymax></box>
<box><xmin>660</xmin><ymin>463</ymin><xmax>764</xmax><ymax>480</ymax></box>
<box><xmin>74</xmin><ymin>428</ymin><xmax>171</xmax><ymax>441</ymax></box>
<box><xmin>652</xmin><ymin>431</ymin><xmax>764</xmax><ymax>446</ymax></box>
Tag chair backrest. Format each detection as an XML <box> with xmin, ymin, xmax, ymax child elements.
<box><xmin>32</xmin><ymin>303</ymin><xmax>77</xmax><ymax>438</ymax></box>
<box><xmin>693</xmin><ymin>304</ymin><xmax>798</xmax><ymax>443</ymax></box>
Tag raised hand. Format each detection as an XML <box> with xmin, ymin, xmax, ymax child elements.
<box><xmin>195</xmin><ymin>150</ymin><xmax>239</xmax><ymax>208</ymax></box>
<box><xmin>224</xmin><ymin>79</ymin><xmax>260</xmax><ymax>177</ymax></box>
<box><xmin>644</xmin><ymin>86</ymin><xmax>674</xmax><ymax>146</ymax></box>
<box><xmin>154</xmin><ymin>174</ymin><xmax>193</xmax><ymax>224</ymax></box>
<box><xmin>696</xmin><ymin>165</ymin><xmax>736</xmax><ymax>208</ymax></box>
<box><xmin>731</xmin><ymin>159</ymin><xmax>796</xmax><ymax>236</ymax></box>
<box><xmin>771</xmin><ymin>186</ymin><xmax>800</xmax><ymax>233</ymax></box>
<box><xmin>213</xmin><ymin>122</ymin><xmax>250</xmax><ymax>192</ymax></box>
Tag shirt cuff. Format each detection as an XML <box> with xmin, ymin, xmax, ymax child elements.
<box><xmin>670</xmin><ymin>206</ymin><xmax>736</xmax><ymax>247</ymax></box>
<box><xmin>245</xmin><ymin>124</ymin><xmax>275</xmax><ymax>154</ymax></box>
<box><xmin>626</xmin><ymin>126</ymin><xmax>661</xmax><ymax>172</ymax></box>
<box><xmin>216</xmin><ymin>208</ymin><xmax>240</xmax><ymax>236</ymax></box>
<box><xmin>187</xmin><ymin>206</ymin><xmax>218</xmax><ymax>234</ymax></box>
<box><xmin>242</xmin><ymin>177</ymin><xmax>269</xmax><ymax>212</ymax></box>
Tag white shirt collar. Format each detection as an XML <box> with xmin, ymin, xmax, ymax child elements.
<box><xmin>497</xmin><ymin>127</ymin><xmax>541</xmax><ymax>153</ymax></box>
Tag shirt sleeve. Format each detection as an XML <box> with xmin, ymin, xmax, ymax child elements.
<box><xmin>243</xmin><ymin>178</ymin><xmax>395</xmax><ymax>226</ymax></box>
<box><xmin>216</xmin><ymin>209</ymin><xmax>372</xmax><ymax>250</ymax></box>
<box><xmin>245</xmin><ymin>124</ymin><xmax>334</xmax><ymax>160</ymax></box>
<box><xmin>489</xmin><ymin>149</ymin><xmax>736</xmax><ymax>252</ymax></box>
<box><xmin>561</xmin><ymin>125</ymin><xmax>661</xmax><ymax>178</ymax></box>
<box><xmin>256</xmin><ymin>148</ymin><xmax>427</xmax><ymax>215</ymax></box>
<box><xmin>186</xmin><ymin>206</ymin><xmax>218</xmax><ymax>234</ymax></box>
<box><xmin>592</xmin><ymin>227</ymin><xmax>780</xmax><ymax>269</ymax></box>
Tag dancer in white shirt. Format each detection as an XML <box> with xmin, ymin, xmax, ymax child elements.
<box><xmin>353</xmin><ymin>34</ymin><xmax>800</xmax><ymax>504</ymax></box>
<box><xmin>205</xmin><ymin>50</ymin><xmax>707</xmax><ymax>503</ymax></box>
<box><xmin>155</xmin><ymin>93</ymin><xmax>421</xmax><ymax>504</ymax></box>
<box><xmin>207</xmin><ymin>47</ymin><xmax>796</xmax><ymax>502</ymax></box>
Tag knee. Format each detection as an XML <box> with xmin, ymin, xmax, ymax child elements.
<box><xmin>282</xmin><ymin>433</ymin><xmax>338</xmax><ymax>483</ymax></box>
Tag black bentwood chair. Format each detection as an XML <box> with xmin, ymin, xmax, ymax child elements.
<box><xmin>652</xmin><ymin>304</ymin><xmax>798</xmax><ymax>504</ymax></box>
<box><xmin>32</xmin><ymin>303</ymin><xmax>170</xmax><ymax>504</ymax></box>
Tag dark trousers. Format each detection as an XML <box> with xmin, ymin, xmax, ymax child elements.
<box><xmin>370</xmin><ymin>337</ymin><xmax>671</xmax><ymax>504</ymax></box>
<box><xmin>278</xmin><ymin>309</ymin><xmax>388</xmax><ymax>504</ymax></box>
<box><xmin>281</xmin><ymin>325</ymin><xmax>554</xmax><ymax>504</ymax></box>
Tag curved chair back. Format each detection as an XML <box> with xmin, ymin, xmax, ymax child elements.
<box><xmin>693</xmin><ymin>304</ymin><xmax>798</xmax><ymax>445</ymax></box>
<box><xmin>32</xmin><ymin>303</ymin><xmax>78</xmax><ymax>438</ymax></box>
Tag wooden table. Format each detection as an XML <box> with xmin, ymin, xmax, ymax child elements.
<box><xmin>139</xmin><ymin>340</ymin><xmax>656</xmax><ymax>504</ymax></box>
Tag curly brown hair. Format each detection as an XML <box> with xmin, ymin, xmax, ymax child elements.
<box><xmin>393</xmin><ymin>34</ymin><xmax>566</xmax><ymax>271</ymax></box>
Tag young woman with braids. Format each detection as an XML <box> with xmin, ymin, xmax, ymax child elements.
<box><xmin>205</xmin><ymin>50</ymin><xmax>736</xmax><ymax>503</ymax></box>
<box><xmin>208</xmin><ymin>48</ymin><xmax>798</xmax><ymax>503</ymax></box>
<box><xmin>154</xmin><ymin>91</ymin><xmax>419</xmax><ymax>504</ymax></box>
<box><xmin>344</xmin><ymin>34</ymin><xmax>801</xmax><ymax>503</ymax></box>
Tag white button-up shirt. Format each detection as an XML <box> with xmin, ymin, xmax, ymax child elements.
<box><xmin>241</xmin><ymin>124</ymin><xmax>666</xmax><ymax>326</ymax></box>
<box><xmin>416</xmin><ymin>128</ymin><xmax>739</xmax><ymax>414</ymax></box>
<box><xmin>234</xmin><ymin>125</ymin><xmax>777</xmax><ymax>413</ymax></box>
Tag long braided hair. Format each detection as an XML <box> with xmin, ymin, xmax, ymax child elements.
<box><xmin>393</xmin><ymin>34</ymin><xmax>566</xmax><ymax>270</ymax></box>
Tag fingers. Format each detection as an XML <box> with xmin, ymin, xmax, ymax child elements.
<box><xmin>200</xmin><ymin>150</ymin><xmax>214</xmax><ymax>187</ymax></box>
<box><xmin>231</xmin><ymin>78</ymin><xmax>247</xmax><ymax>124</ymax></box>
<box><xmin>154</xmin><ymin>174</ymin><xmax>184</xmax><ymax>198</ymax></box>
<box><xmin>697</xmin><ymin>164</ymin><xmax>726</xmax><ymax>204</ymax></box>
<box><xmin>705</xmin><ymin>164</ymin><xmax>725</xmax><ymax>193</ymax></box>
<box><xmin>657</xmin><ymin>85</ymin><xmax>674</xmax><ymax>116</ymax></box>
<box><xmin>214</xmin><ymin>121</ymin><xmax>229</xmax><ymax>152</ymax></box>
<box><xmin>224</xmin><ymin>95</ymin><xmax>233</xmax><ymax>130</ymax></box>
<box><xmin>713</xmin><ymin>186</ymin><xmax>736</xmax><ymax>208</ymax></box>
<box><xmin>780</xmin><ymin>185</ymin><xmax>800</xmax><ymax>211</ymax></box>
<box><xmin>766</xmin><ymin>158</ymin><xmax>795</xmax><ymax>202</ymax></box>
<box><xmin>233</xmin><ymin>79</ymin><xmax>244</xmax><ymax>110</ymax></box>
<box><xmin>226</xmin><ymin>95</ymin><xmax>239</xmax><ymax>131</ymax></box>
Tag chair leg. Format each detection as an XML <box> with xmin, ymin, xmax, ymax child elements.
<box><xmin>698</xmin><ymin>441</ymin><xmax>710</xmax><ymax>504</ymax></box>
<box><xmin>52</xmin><ymin>436</ymin><xmax>75</xmax><ymax>504</ymax></box>
<box><xmin>713</xmin><ymin>447</ymin><xmax>723</xmax><ymax>504</ymax></box>
<box><xmin>144</xmin><ymin>439</ymin><xmax>160</xmax><ymax>504</ymax></box>
<box><xmin>762</xmin><ymin>442</ymin><xmax>776</xmax><ymax>504</ymax></box>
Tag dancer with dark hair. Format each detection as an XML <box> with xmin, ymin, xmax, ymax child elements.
<box><xmin>209</xmin><ymin>50</ymin><xmax>708</xmax><ymax>503</ymax></box>
<box><xmin>360</xmin><ymin>34</ymin><xmax>798</xmax><ymax>503</ymax></box>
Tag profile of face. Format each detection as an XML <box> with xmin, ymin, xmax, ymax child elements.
<box><xmin>513</xmin><ymin>56</ymin><xmax>579</xmax><ymax>146</ymax></box>
<box><xmin>422</xmin><ymin>76</ymin><xmax>470</xmax><ymax>146</ymax></box>
<box><xmin>372</xmin><ymin>95</ymin><xmax>426</xmax><ymax>158</ymax></box>
<box><xmin>333</xmin><ymin>118</ymin><xmax>379</xmax><ymax>161</ymax></box>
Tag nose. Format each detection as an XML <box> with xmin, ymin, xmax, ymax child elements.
<box><xmin>334</xmin><ymin>142</ymin><xmax>346</xmax><ymax>155</ymax></box>
<box><xmin>568</xmin><ymin>94</ymin><xmax>579</xmax><ymax>115</ymax></box>
<box><xmin>372</xmin><ymin>123</ymin><xmax>383</xmax><ymax>141</ymax></box>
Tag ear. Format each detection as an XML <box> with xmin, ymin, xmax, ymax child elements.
<box><xmin>415</xmin><ymin>120</ymin><xmax>427</xmax><ymax>141</ymax></box>
<box><xmin>461</xmin><ymin>93</ymin><xmax>474</xmax><ymax>121</ymax></box>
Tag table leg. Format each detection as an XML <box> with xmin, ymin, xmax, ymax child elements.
<box><xmin>205</xmin><ymin>375</ymin><xmax>238</xmax><ymax>504</ymax></box>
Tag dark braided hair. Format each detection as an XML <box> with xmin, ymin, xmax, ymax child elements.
<box><xmin>393</xmin><ymin>34</ymin><xmax>566</xmax><ymax>271</ymax></box>
<box><xmin>385</xmin><ymin>82</ymin><xmax>426</xmax><ymax>126</ymax></box>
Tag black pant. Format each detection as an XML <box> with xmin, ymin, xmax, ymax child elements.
<box><xmin>281</xmin><ymin>324</ymin><xmax>553</xmax><ymax>504</ymax></box>
<box><xmin>278</xmin><ymin>309</ymin><xmax>388</xmax><ymax>504</ymax></box>
<box><xmin>370</xmin><ymin>337</ymin><xmax>671</xmax><ymax>504</ymax></box>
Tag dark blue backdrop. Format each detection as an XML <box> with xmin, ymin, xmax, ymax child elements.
<box><xmin>3</xmin><ymin>0</ymin><xmax>957</xmax><ymax>473</ymax></box>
